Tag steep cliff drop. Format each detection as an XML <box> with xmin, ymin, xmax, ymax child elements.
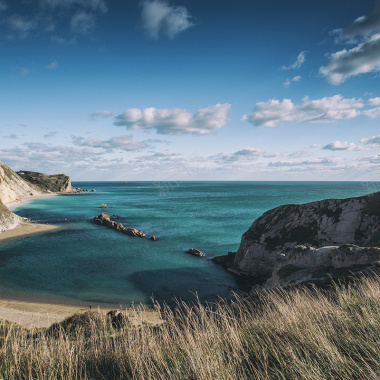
<box><xmin>0</xmin><ymin>161</ymin><xmax>73</xmax><ymax>233</ymax></box>
<box><xmin>213</xmin><ymin>192</ymin><xmax>380</xmax><ymax>290</ymax></box>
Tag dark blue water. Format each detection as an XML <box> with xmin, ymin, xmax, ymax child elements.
<box><xmin>0</xmin><ymin>181</ymin><xmax>378</xmax><ymax>307</ymax></box>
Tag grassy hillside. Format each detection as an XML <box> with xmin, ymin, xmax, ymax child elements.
<box><xmin>1</xmin><ymin>273</ymin><xmax>380</xmax><ymax>379</ymax></box>
<box><xmin>16</xmin><ymin>171</ymin><xmax>71</xmax><ymax>193</ymax></box>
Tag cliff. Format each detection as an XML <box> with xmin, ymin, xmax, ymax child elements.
<box><xmin>214</xmin><ymin>192</ymin><xmax>380</xmax><ymax>289</ymax></box>
<box><xmin>17</xmin><ymin>171</ymin><xmax>72</xmax><ymax>193</ymax></box>
<box><xmin>0</xmin><ymin>161</ymin><xmax>72</xmax><ymax>233</ymax></box>
<box><xmin>0</xmin><ymin>162</ymin><xmax>40</xmax><ymax>206</ymax></box>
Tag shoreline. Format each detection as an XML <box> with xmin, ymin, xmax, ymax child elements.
<box><xmin>6</xmin><ymin>192</ymin><xmax>59</xmax><ymax>211</ymax></box>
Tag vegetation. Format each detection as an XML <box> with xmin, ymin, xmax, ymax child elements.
<box><xmin>1</xmin><ymin>273</ymin><xmax>380</xmax><ymax>379</ymax></box>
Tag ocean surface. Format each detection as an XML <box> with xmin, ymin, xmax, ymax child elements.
<box><xmin>0</xmin><ymin>181</ymin><xmax>379</xmax><ymax>307</ymax></box>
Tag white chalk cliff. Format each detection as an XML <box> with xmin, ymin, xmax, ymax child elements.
<box><xmin>213</xmin><ymin>192</ymin><xmax>380</xmax><ymax>289</ymax></box>
<box><xmin>0</xmin><ymin>161</ymin><xmax>73</xmax><ymax>233</ymax></box>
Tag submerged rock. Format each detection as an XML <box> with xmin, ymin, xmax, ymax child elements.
<box><xmin>186</xmin><ymin>248</ymin><xmax>206</xmax><ymax>257</ymax></box>
<box><xmin>149</xmin><ymin>236</ymin><xmax>158</xmax><ymax>241</ymax></box>
<box><xmin>93</xmin><ymin>212</ymin><xmax>145</xmax><ymax>237</ymax></box>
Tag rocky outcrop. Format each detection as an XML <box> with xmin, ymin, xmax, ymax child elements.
<box><xmin>93</xmin><ymin>212</ymin><xmax>145</xmax><ymax>237</ymax></box>
<box><xmin>17</xmin><ymin>170</ymin><xmax>72</xmax><ymax>193</ymax></box>
<box><xmin>186</xmin><ymin>248</ymin><xmax>206</xmax><ymax>257</ymax></box>
<box><xmin>0</xmin><ymin>162</ymin><xmax>40</xmax><ymax>206</ymax></box>
<box><xmin>0</xmin><ymin>200</ymin><xmax>22</xmax><ymax>232</ymax></box>
<box><xmin>0</xmin><ymin>161</ymin><xmax>73</xmax><ymax>233</ymax></box>
<box><xmin>214</xmin><ymin>192</ymin><xmax>380</xmax><ymax>289</ymax></box>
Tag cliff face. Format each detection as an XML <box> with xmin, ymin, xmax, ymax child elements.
<box><xmin>0</xmin><ymin>161</ymin><xmax>40</xmax><ymax>206</ymax></box>
<box><xmin>17</xmin><ymin>171</ymin><xmax>72</xmax><ymax>193</ymax></box>
<box><xmin>0</xmin><ymin>161</ymin><xmax>73</xmax><ymax>233</ymax></box>
<box><xmin>215</xmin><ymin>192</ymin><xmax>380</xmax><ymax>289</ymax></box>
<box><xmin>0</xmin><ymin>200</ymin><xmax>22</xmax><ymax>232</ymax></box>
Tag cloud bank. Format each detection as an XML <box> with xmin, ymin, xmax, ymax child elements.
<box><xmin>114</xmin><ymin>104</ymin><xmax>230</xmax><ymax>135</ymax></box>
<box><xmin>243</xmin><ymin>95</ymin><xmax>364</xmax><ymax>127</ymax></box>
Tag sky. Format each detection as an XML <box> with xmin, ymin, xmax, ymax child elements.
<box><xmin>0</xmin><ymin>0</ymin><xmax>380</xmax><ymax>181</ymax></box>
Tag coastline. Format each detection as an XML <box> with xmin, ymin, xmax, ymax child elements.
<box><xmin>0</xmin><ymin>222</ymin><xmax>60</xmax><ymax>243</ymax></box>
<box><xmin>6</xmin><ymin>192</ymin><xmax>59</xmax><ymax>211</ymax></box>
<box><xmin>1</xmin><ymin>192</ymin><xmax>61</xmax><ymax>244</ymax></box>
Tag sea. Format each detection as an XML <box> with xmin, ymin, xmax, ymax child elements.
<box><xmin>0</xmin><ymin>181</ymin><xmax>379</xmax><ymax>307</ymax></box>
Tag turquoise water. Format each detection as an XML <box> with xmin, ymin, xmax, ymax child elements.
<box><xmin>0</xmin><ymin>181</ymin><xmax>378</xmax><ymax>307</ymax></box>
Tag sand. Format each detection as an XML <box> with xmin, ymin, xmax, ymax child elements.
<box><xmin>0</xmin><ymin>299</ymin><xmax>164</xmax><ymax>329</ymax></box>
<box><xmin>0</xmin><ymin>192</ymin><xmax>165</xmax><ymax>329</ymax></box>
<box><xmin>0</xmin><ymin>222</ymin><xmax>59</xmax><ymax>243</ymax></box>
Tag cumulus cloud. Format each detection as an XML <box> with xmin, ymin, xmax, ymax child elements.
<box><xmin>90</xmin><ymin>110</ymin><xmax>116</xmax><ymax>118</ymax></box>
<box><xmin>369</xmin><ymin>97</ymin><xmax>380</xmax><ymax>105</ymax></box>
<box><xmin>140</xmin><ymin>0</ymin><xmax>194</xmax><ymax>39</ymax></box>
<box><xmin>72</xmin><ymin>135</ymin><xmax>149</xmax><ymax>152</ymax></box>
<box><xmin>243</xmin><ymin>95</ymin><xmax>364</xmax><ymax>127</ymax></box>
<box><xmin>281</xmin><ymin>51</ymin><xmax>306</xmax><ymax>70</ymax></box>
<box><xmin>114</xmin><ymin>104</ymin><xmax>230</xmax><ymax>135</ymax></box>
<box><xmin>320</xmin><ymin>34</ymin><xmax>380</xmax><ymax>84</ymax></box>
<box><xmin>361</xmin><ymin>134</ymin><xmax>380</xmax><ymax>145</ymax></box>
<box><xmin>342</xmin><ymin>1</ymin><xmax>380</xmax><ymax>39</ymax></box>
<box><xmin>322</xmin><ymin>141</ymin><xmax>359</xmax><ymax>151</ymax></box>
<box><xmin>364</xmin><ymin>106</ymin><xmax>380</xmax><ymax>118</ymax></box>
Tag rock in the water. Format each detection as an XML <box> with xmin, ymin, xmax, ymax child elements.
<box><xmin>91</xmin><ymin>189</ymin><xmax>96</xmax><ymax>192</ymax></box>
<box><xmin>214</xmin><ymin>192</ymin><xmax>380</xmax><ymax>289</ymax></box>
<box><xmin>149</xmin><ymin>235</ymin><xmax>158</xmax><ymax>241</ymax></box>
<box><xmin>100</xmin><ymin>203</ymin><xmax>107</xmax><ymax>208</ymax></box>
<box><xmin>93</xmin><ymin>212</ymin><xmax>145</xmax><ymax>237</ymax></box>
<box><xmin>186</xmin><ymin>248</ymin><xmax>206</xmax><ymax>257</ymax></box>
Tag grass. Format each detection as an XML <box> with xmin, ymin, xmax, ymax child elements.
<box><xmin>1</xmin><ymin>273</ymin><xmax>380</xmax><ymax>379</ymax></box>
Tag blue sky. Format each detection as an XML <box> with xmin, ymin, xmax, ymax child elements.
<box><xmin>0</xmin><ymin>0</ymin><xmax>380</xmax><ymax>181</ymax></box>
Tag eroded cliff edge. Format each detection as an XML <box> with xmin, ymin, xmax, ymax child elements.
<box><xmin>0</xmin><ymin>161</ymin><xmax>73</xmax><ymax>232</ymax></box>
<box><xmin>213</xmin><ymin>192</ymin><xmax>380</xmax><ymax>290</ymax></box>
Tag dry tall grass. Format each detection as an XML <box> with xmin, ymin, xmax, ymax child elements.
<box><xmin>1</xmin><ymin>273</ymin><xmax>380</xmax><ymax>379</ymax></box>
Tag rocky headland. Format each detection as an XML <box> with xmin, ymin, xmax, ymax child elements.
<box><xmin>213</xmin><ymin>192</ymin><xmax>380</xmax><ymax>291</ymax></box>
<box><xmin>0</xmin><ymin>161</ymin><xmax>73</xmax><ymax>233</ymax></box>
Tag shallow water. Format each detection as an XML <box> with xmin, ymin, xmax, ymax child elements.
<box><xmin>0</xmin><ymin>181</ymin><xmax>378</xmax><ymax>307</ymax></box>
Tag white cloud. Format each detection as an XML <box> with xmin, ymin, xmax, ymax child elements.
<box><xmin>140</xmin><ymin>0</ymin><xmax>194</xmax><ymax>39</ymax></box>
<box><xmin>243</xmin><ymin>95</ymin><xmax>364</xmax><ymax>127</ymax></box>
<box><xmin>368</xmin><ymin>97</ymin><xmax>380</xmax><ymax>106</ymax></box>
<box><xmin>283</xmin><ymin>75</ymin><xmax>302</xmax><ymax>88</ymax></box>
<box><xmin>361</xmin><ymin>135</ymin><xmax>380</xmax><ymax>145</ymax></box>
<box><xmin>72</xmin><ymin>135</ymin><xmax>149</xmax><ymax>152</ymax></box>
<box><xmin>320</xmin><ymin>34</ymin><xmax>380</xmax><ymax>84</ymax></box>
<box><xmin>90</xmin><ymin>110</ymin><xmax>116</xmax><ymax>118</ymax></box>
<box><xmin>322</xmin><ymin>141</ymin><xmax>359</xmax><ymax>151</ymax></box>
<box><xmin>114</xmin><ymin>104</ymin><xmax>230</xmax><ymax>135</ymax></box>
<box><xmin>281</xmin><ymin>51</ymin><xmax>306</xmax><ymax>70</ymax></box>
<box><xmin>47</xmin><ymin>61</ymin><xmax>58</xmax><ymax>69</ymax></box>
<box><xmin>342</xmin><ymin>2</ymin><xmax>380</xmax><ymax>39</ymax></box>
<box><xmin>364</xmin><ymin>106</ymin><xmax>380</xmax><ymax>118</ymax></box>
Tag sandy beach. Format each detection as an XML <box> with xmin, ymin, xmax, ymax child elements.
<box><xmin>6</xmin><ymin>192</ymin><xmax>59</xmax><ymax>211</ymax></box>
<box><xmin>0</xmin><ymin>222</ymin><xmax>59</xmax><ymax>243</ymax></box>
<box><xmin>0</xmin><ymin>298</ymin><xmax>163</xmax><ymax>329</ymax></box>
